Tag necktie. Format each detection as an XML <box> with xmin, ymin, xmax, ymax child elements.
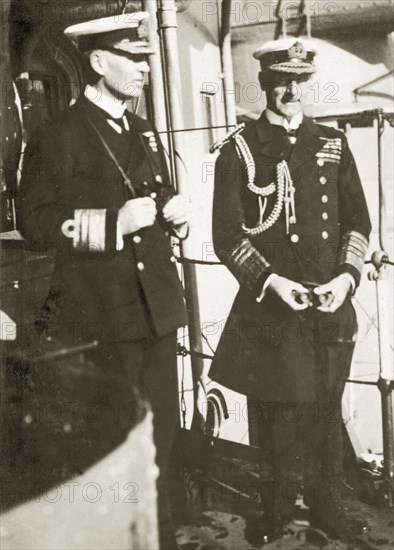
<box><xmin>286</xmin><ymin>128</ymin><xmax>298</xmax><ymax>138</ymax></box>
<box><xmin>107</xmin><ymin>115</ymin><xmax>129</xmax><ymax>133</ymax></box>
<box><xmin>272</xmin><ymin>125</ymin><xmax>299</xmax><ymax>138</ymax></box>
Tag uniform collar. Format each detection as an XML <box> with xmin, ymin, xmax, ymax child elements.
<box><xmin>77</xmin><ymin>94</ymin><xmax>151</xmax><ymax>140</ymax></box>
<box><xmin>256</xmin><ymin>111</ymin><xmax>319</xmax><ymax>143</ymax></box>
<box><xmin>265</xmin><ymin>108</ymin><xmax>303</xmax><ymax>131</ymax></box>
<box><xmin>75</xmin><ymin>95</ymin><xmax>161</xmax><ymax>175</ymax></box>
<box><xmin>84</xmin><ymin>85</ymin><xmax>128</xmax><ymax>119</ymax></box>
<box><xmin>254</xmin><ymin>110</ymin><xmax>322</xmax><ymax>170</ymax></box>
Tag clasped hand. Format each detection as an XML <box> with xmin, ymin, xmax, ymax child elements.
<box><xmin>118</xmin><ymin>195</ymin><xmax>188</xmax><ymax>235</ymax></box>
<box><xmin>162</xmin><ymin>195</ymin><xmax>189</xmax><ymax>227</ymax></box>
<box><xmin>268</xmin><ymin>275</ymin><xmax>351</xmax><ymax>313</ymax></box>
<box><xmin>313</xmin><ymin>275</ymin><xmax>352</xmax><ymax>313</ymax></box>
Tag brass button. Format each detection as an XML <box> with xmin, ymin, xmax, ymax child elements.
<box><xmin>321</xmin><ymin>195</ymin><xmax>328</xmax><ymax>203</ymax></box>
<box><xmin>137</xmin><ymin>262</ymin><xmax>144</xmax><ymax>271</ymax></box>
<box><xmin>290</xmin><ymin>234</ymin><xmax>299</xmax><ymax>243</ymax></box>
<box><xmin>322</xmin><ymin>231</ymin><xmax>329</xmax><ymax>239</ymax></box>
<box><xmin>320</xmin><ymin>176</ymin><xmax>327</xmax><ymax>184</ymax></box>
<box><xmin>317</xmin><ymin>159</ymin><xmax>324</xmax><ymax>166</ymax></box>
<box><xmin>322</xmin><ymin>212</ymin><xmax>328</xmax><ymax>220</ymax></box>
<box><xmin>133</xmin><ymin>235</ymin><xmax>142</xmax><ymax>244</ymax></box>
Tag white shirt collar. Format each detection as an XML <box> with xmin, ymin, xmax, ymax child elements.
<box><xmin>84</xmin><ymin>85</ymin><xmax>127</xmax><ymax>119</ymax></box>
<box><xmin>265</xmin><ymin>108</ymin><xmax>303</xmax><ymax>131</ymax></box>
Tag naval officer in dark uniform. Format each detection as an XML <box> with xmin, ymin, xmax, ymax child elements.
<box><xmin>209</xmin><ymin>38</ymin><xmax>371</xmax><ymax>542</ymax></box>
<box><xmin>18</xmin><ymin>12</ymin><xmax>187</xmax><ymax>549</ymax></box>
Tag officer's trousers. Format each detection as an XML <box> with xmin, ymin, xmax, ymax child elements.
<box><xmin>252</xmin><ymin>340</ymin><xmax>355</xmax><ymax>518</ymax></box>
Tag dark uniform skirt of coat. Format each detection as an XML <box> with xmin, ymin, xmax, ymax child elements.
<box><xmin>209</xmin><ymin>114</ymin><xmax>371</xmax><ymax>405</ymax></box>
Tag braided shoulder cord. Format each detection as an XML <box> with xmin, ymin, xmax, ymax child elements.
<box><xmin>233</xmin><ymin>133</ymin><xmax>287</xmax><ymax>236</ymax></box>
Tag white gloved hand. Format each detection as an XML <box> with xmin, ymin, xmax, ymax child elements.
<box><xmin>313</xmin><ymin>275</ymin><xmax>352</xmax><ymax>313</ymax></box>
<box><xmin>118</xmin><ymin>197</ymin><xmax>157</xmax><ymax>235</ymax></box>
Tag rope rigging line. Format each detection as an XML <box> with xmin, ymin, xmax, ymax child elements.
<box><xmin>177</xmin><ymin>343</ymin><xmax>214</xmax><ymax>361</ymax></box>
<box><xmin>157</xmin><ymin>124</ymin><xmax>234</xmax><ymax>136</ymax></box>
<box><xmin>365</xmin><ymin>258</ymin><xmax>394</xmax><ymax>266</ymax></box>
<box><xmin>176</xmin><ymin>344</ymin><xmax>381</xmax><ymax>388</ymax></box>
<box><xmin>175</xmin><ymin>257</ymin><xmax>394</xmax><ymax>268</ymax></box>
<box><xmin>201</xmin><ymin>332</ymin><xmax>216</xmax><ymax>356</ymax></box>
<box><xmin>176</xmin><ymin>257</ymin><xmax>222</xmax><ymax>266</ymax></box>
<box><xmin>156</xmin><ymin>111</ymin><xmax>394</xmax><ymax>135</ymax></box>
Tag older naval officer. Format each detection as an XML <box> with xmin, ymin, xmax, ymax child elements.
<box><xmin>209</xmin><ymin>38</ymin><xmax>371</xmax><ymax>543</ymax></box>
<box><xmin>18</xmin><ymin>12</ymin><xmax>188</xmax><ymax>549</ymax></box>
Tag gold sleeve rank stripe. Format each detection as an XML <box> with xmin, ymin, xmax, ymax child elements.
<box><xmin>226</xmin><ymin>238</ymin><xmax>271</xmax><ymax>292</ymax></box>
<box><xmin>61</xmin><ymin>209</ymin><xmax>107</xmax><ymax>252</ymax></box>
<box><xmin>338</xmin><ymin>230</ymin><xmax>369</xmax><ymax>275</ymax></box>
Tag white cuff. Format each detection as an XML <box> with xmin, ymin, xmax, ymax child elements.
<box><xmin>256</xmin><ymin>273</ymin><xmax>278</xmax><ymax>303</ymax></box>
<box><xmin>338</xmin><ymin>272</ymin><xmax>356</xmax><ymax>293</ymax></box>
<box><xmin>116</xmin><ymin>221</ymin><xmax>124</xmax><ymax>251</ymax></box>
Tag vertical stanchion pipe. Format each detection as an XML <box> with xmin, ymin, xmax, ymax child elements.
<box><xmin>377</xmin><ymin>110</ymin><xmax>389</xmax><ymax>254</ymax></box>
<box><xmin>374</xmin><ymin>259</ymin><xmax>394</xmax><ymax>507</ymax></box>
<box><xmin>143</xmin><ymin>0</ymin><xmax>167</xmax><ymax>135</ymax></box>
<box><xmin>370</xmin><ymin>110</ymin><xmax>394</xmax><ymax>506</ymax></box>
<box><xmin>220</xmin><ymin>0</ymin><xmax>237</xmax><ymax>129</ymax></box>
<box><xmin>157</xmin><ymin>1</ymin><xmax>205</xmax><ymax>413</ymax></box>
<box><xmin>143</xmin><ymin>0</ymin><xmax>175</xmax><ymax>185</ymax></box>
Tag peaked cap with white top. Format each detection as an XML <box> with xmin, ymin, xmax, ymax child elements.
<box><xmin>253</xmin><ymin>38</ymin><xmax>317</xmax><ymax>74</ymax></box>
<box><xmin>64</xmin><ymin>12</ymin><xmax>154</xmax><ymax>55</ymax></box>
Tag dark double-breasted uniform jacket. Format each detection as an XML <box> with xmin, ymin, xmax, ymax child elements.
<box><xmin>209</xmin><ymin>114</ymin><xmax>371</xmax><ymax>403</ymax></box>
<box><xmin>18</xmin><ymin>96</ymin><xmax>187</xmax><ymax>346</ymax></box>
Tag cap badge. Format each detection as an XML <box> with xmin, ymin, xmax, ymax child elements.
<box><xmin>288</xmin><ymin>41</ymin><xmax>306</xmax><ymax>61</ymax></box>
